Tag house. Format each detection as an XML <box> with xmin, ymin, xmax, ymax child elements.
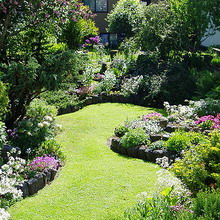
<box><xmin>81</xmin><ymin>0</ymin><xmax>158</xmax><ymax>46</ymax></box>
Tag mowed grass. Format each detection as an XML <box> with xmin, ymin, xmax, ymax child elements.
<box><xmin>9</xmin><ymin>103</ymin><xmax>163</xmax><ymax>220</ymax></box>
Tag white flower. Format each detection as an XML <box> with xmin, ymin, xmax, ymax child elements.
<box><xmin>42</xmin><ymin>121</ymin><xmax>50</xmax><ymax>127</ymax></box>
<box><xmin>1</xmin><ymin>164</ymin><xmax>10</xmax><ymax>171</ymax></box>
<box><xmin>38</xmin><ymin>123</ymin><xmax>44</xmax><ymax>128</ymax></box>
<box><xmin>44</xmin><ymin>116</ymin><xmax>53</xmax><ymax>122</ymax></box>
<box><xmin>0</xmin><ymin>208</ymin><xmax>11</xmax><ymax>220</ymax></box>
<box><xmin>55</xmin><ymin>124</ymin><xmax>62</xmax><ymax>130</ymax></box>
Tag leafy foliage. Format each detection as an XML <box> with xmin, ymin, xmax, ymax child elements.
<box><xmin>107</xmin><ymin>0</ymin><xmax>144</xmax><ymax>38</ymax></box>
<box><xmin>120</xmin><ymin>128</ymin><xmax>149</xmax><ymax>149</ymax></box>
<box><xmin>172</xmin><ymin>130</ymin><xmax>220</xmax><ymax>193</ymax></box>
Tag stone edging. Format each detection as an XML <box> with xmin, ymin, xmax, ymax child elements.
<box><xmin>17</xmin><ymin>168</ymin><xmax>58</xmax><ymax>198</ymax></box>
<box><xmin>58</xmin><ymin>94</ymin><xmax>142</xmax><ymax>115</ymax></box>
<box><xmin>109</xmin><ymin>137</ymin><xmax>178</xmax><ymax>163</ymax></box>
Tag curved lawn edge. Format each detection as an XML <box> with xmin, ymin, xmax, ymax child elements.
<box><xmin>9</xmin><ymin>103</ymin><xmax>162</xmax><ymax>220</ymax></box>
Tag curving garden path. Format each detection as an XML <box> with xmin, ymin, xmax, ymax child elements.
<box><xmin>9</xmin><ymin>103</ymin><xmax>162</xmax><ymax>220</ymax></box>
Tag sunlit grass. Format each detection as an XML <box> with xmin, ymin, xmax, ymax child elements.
<box><xmin>9</xmin><ymin>103</ymin><xmax>162</xmax><ymax>220</ymax></box>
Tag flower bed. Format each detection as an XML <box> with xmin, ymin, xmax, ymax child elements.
<box><xmin>109</xmin><ymin>101</ymin><xmax>220</xmax><ymax>170</ymax></box>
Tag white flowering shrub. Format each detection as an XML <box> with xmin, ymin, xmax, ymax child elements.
<box><xmin>121</xmin><ymin>75</ymin><xmax>143</xmax><ymax>97</ymax></box>
<box><xmin>8</xmin><ymin>99</ymin><xmax>61</xmax><ymax>155</ymax></box>
<box><xmin>0</xmin><ymin>121</ymin><xmax>7</xmax><ymax>151</ymax></box>
<box><xmin>95</xmin><ymin>70</ymin><xmax>117</xmax><ymax>94</ymax></box>
<box><xmin>155</xmin><ymin>169</ymin><xmax>190</xmax><ymax>202</ymax></box>
<box><xmin>0</xmin><ymin>208</ymin><xmax>11</xmax><ymax>220</ymax></box>
<box><xmin>0</xmin><ymin>150</ymin><xmax>24</xmax><ymax>209</ymax></box>
<box><xmin>164</xmin><ymin>101</ymin><xmax>195</xmax><ymax>123</ymax></box>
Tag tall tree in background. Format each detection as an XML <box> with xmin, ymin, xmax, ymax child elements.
<box><xmin>0</xmin><ymin>0</ymin><xmax>97</xmax><ymax>127</ymax></box>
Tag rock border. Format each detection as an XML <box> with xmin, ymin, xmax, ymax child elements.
<box><xmin>109</xmin><ymin>137</ymin><xmax>178</xmax><ymax>163</ymax></box>
<box><xmin>17</xmin><ymin>168</ymin><xmax>58</xmax><ymax>198</ymax></box>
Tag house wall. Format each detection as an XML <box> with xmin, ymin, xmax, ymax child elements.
<box><xmin>81</xmin><ymin>0</ymin><xmax>159</xmax><ymax>34</ymax></box>
<box><xmin>94</xmin><ymin>0</ymin><xmax>118</xmax><ymax>33</ymax></box>
<box><xmin>202</xmin><ymin>31</ymin><xmax>220</xmax><ymax>47</ymax></box>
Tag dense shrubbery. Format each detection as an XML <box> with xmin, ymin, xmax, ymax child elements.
<box><xmin>112</xmin><ymin>101</ymin><xmax>220</xmax><ymax>195</ymax></box>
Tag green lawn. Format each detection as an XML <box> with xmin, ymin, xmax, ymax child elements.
<box><xmin>9</xmin><ymin>103</ymin><xmax>162</xmax><ymax>220</ymax></box>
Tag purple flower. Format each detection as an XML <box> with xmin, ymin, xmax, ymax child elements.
<box><xmin>28</xmin><ymin>155</ymin><xmax>58</xmax><ymax>172</ymax></box>
<box><xmin>194</xmin><ymin>114</ymin><xmax>220</xmax><ymax>129</ymax></box>
<box><xmin>143</xmin><ymin>112</ymin><xmax>162</xmax><ymax>121</ymax></box>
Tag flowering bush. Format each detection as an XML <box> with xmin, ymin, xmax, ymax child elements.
<box><xmin>164</xmin><ymin>101</ymin><xmax>195</xmax><ymax>122</ymax></box>
<box><xmin>172</xmin><ymin>130</ymin><xmax>220</xmax><ymax>193</ymax></box>
<box><xmin>143</xmin><ymin>112</ymin><xmax>163</xmax><ymax>121</ymax></box>
<box><xmin>0</xmin><ymin>149</ymin><xmax>24</xmax><ymax>209</ymax></box>
<box><xmin>0</xmin><ymin>208</ymin><xmax>10</xmax><ymax>220</ymax></box>
<box><xmin>82</xmin><ymin>36</ymin><xmax>100</xmax><ymax>48</ymax></box>
<box><xmin>9</xmin><ymin>99</ymin><xmax>61</xmax><ymax>156</ymax></box>
<box><xmin>195</xmin><ymin>114</ymin><xmax>220</xmax><ymax>129</ymax></box>
<box><xmin>94</xmin><ymin>70</ymin><xmax>117</xmax><ymax>94</ymax></box>
<box><xmin>28</xmin><ymin>155</ymin><xmax>58</xmax><ymax>172</ymax></box>
<box><xmin>121</xmin><ymin>75</ymin><xmax>143</xmax><ymax>97</ymax></box>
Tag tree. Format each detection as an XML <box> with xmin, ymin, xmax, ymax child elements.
<box><xmin>138</xmin><ymin>0</ymin><xmax>220</xmax><ymax>58</ymax></box>
<box><xmin>107</xmin><ymin>0</ymin><xmax>144</xmax><ymax>39</ymax></box>
<box><xmin>0</xmin><ymin>0</ymin><xmax>97</xmax><ymax>127</ymax></box>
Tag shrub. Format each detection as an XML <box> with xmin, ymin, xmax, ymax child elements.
<box><xmin>114</xmin><ymin>125</ymin><xmax>129</xmax><ymax>137</ymax></box>
<box><xmin>37</xmin><ymin>139</ymin><xmax>65</xmax><ymax>162</ymax></box>
<box><xmin>0</xmin><ymin>121</ymin><xmax>7</xmax><ymax>151</ymax></box>
<box><xmin>107</xmin><ymin>0</ymin><xmax>144</xmax><ymax>38</ymax></box>
<box><xmin>191</xmin><ymin>190</ymin><xmax>220</xmax><ymax>220</ymax></box>
<box><xmin>120</xmin><ymin>128</ymin><xmax>149</xmax><ymax>149</ymax></box>
<box><xmin>172</xmin><ymin>130</ymin><xmax>220</xmax><ymax>193</ymax></box>
<box><xmin>121</xmin><ymin>75</ymin><xmax>143</xmax><ymax>97</ymax></box>
<box><xmin>40</xmin><ymin>90</ymin><xmax>78</xmax><ymax>110</ymax></box>
<box><xmin>192</xmin><ymin>69</ymin><xmax>220</xmax><ymax>98</ymax></box>
<box><xmin>94</xmin><ymin>70</ymin><xmax>117</xmax><ymax>94</ymax></box>
<box><xmin>9</xmin><ymin>99</ymin><xmax>60</xmax><ymax>156</ymax></box>
<box><xmin>165</xmin><ymin>132</ymin><xmax>207</xmax><ymax>153</ymax></box>
<box><xmin>0</xmin><ymin>81</ymin><xmax>9</xmax><ymax>118</ymax></box>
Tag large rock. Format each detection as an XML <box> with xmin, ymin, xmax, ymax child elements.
<box><xmin>159</xmin><ymin>118</ymin><xmax>168</xmax><ymax>128</ymax></box>
<box><xmin>138</xmin><ymin>146</ymin><xmax>148</xmax><ymax>160</ymax></box>
<box><xmin>28</xmin><ymin>173</ymin><xmax>45</xmax><ymax>195</ymax></box>
<box><xmin>145</xmin><ymin>149</ymin><xmax>156</xmax><ymax>162</ymax></box>
<box><xmin>50</xmin><ymin>169</ymin><xmax>57</xmax><ymax>181</ymax></box>
<box><xmin>110</xmin><ymin>137</ymin><xmax>121</xmax><ymax>153</ymax></box>
<box><xmin>127</xmin><ymin>146</ymin><xmax>139</xmax><ymax>158</ymax></box>
<box><xmin>17</xmin><ymin>180</ymin><xmax>29</xmax><ymax>198</ymax></box>
<box><xmin>150</xmin><ymin>134</ymin><xmax>162</xmax><ymax>142</ymax></box>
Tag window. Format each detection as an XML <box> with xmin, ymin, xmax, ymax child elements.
<box><xmin>83</xmin><ymin>0</ymin><xmax>108</xmax><ymax>12</ymax></box>
<box><xmin>100</xmin><ymin>33</ymin><xmax>118</xmax><ymax>48</ymax></box>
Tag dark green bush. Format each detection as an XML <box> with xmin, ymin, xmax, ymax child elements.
<box><xmin>37</xmin><ymin>139</ymin><xmax>65</xmax><ymax>161</ymax></box>
<box><xmin>120</xmin><ymin>128</ymin><xmax>150</xmax><ymax>149</ymax></box>
<box><xmin>40</xmin><ymin>90</ymin><xmax>78</xmax><ymax>110</ymax></box>
<box><xmin>165</xmin><ymin>132</ymin><xmax>207</xmax><ymax>153</ymax></box>
<box><xmin>114</xmin><ymin>125</ymin><xmax>129</xmax><ymax>137</ymax></box>
<box><xmin>191</xmin><ymin>190</ymin><xmax>220</xmax><ymax>220</ymax></box>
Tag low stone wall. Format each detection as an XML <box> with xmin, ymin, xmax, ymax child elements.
<box><xmin>109</xmin><ymin>137</ymin><xmax>178</xmax><ymax>163</ymax></box>
<box><xmin>17</xmin><ymin>168</ymin><xmax>58</xmax><ymax>198</ymax></box>
<box><xmin>58</xmin><ymin>94</ymin><xmax>142</xmax><ymax>115</ymax></box>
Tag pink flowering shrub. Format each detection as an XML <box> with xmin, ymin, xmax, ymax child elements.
<box><xmin>194</xmin><ymin>114</ymin><xmax>220</xmax><ymax>129</ymax></box>
<box><xmin>28</xmin><ymin>156</ymin><xmax>58</xmax><ymax>172</ymax></box>
<box><xmin>143</xmin><ymin>112</ymin><xmax>162</xmax><ymax>121</ymax></box>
